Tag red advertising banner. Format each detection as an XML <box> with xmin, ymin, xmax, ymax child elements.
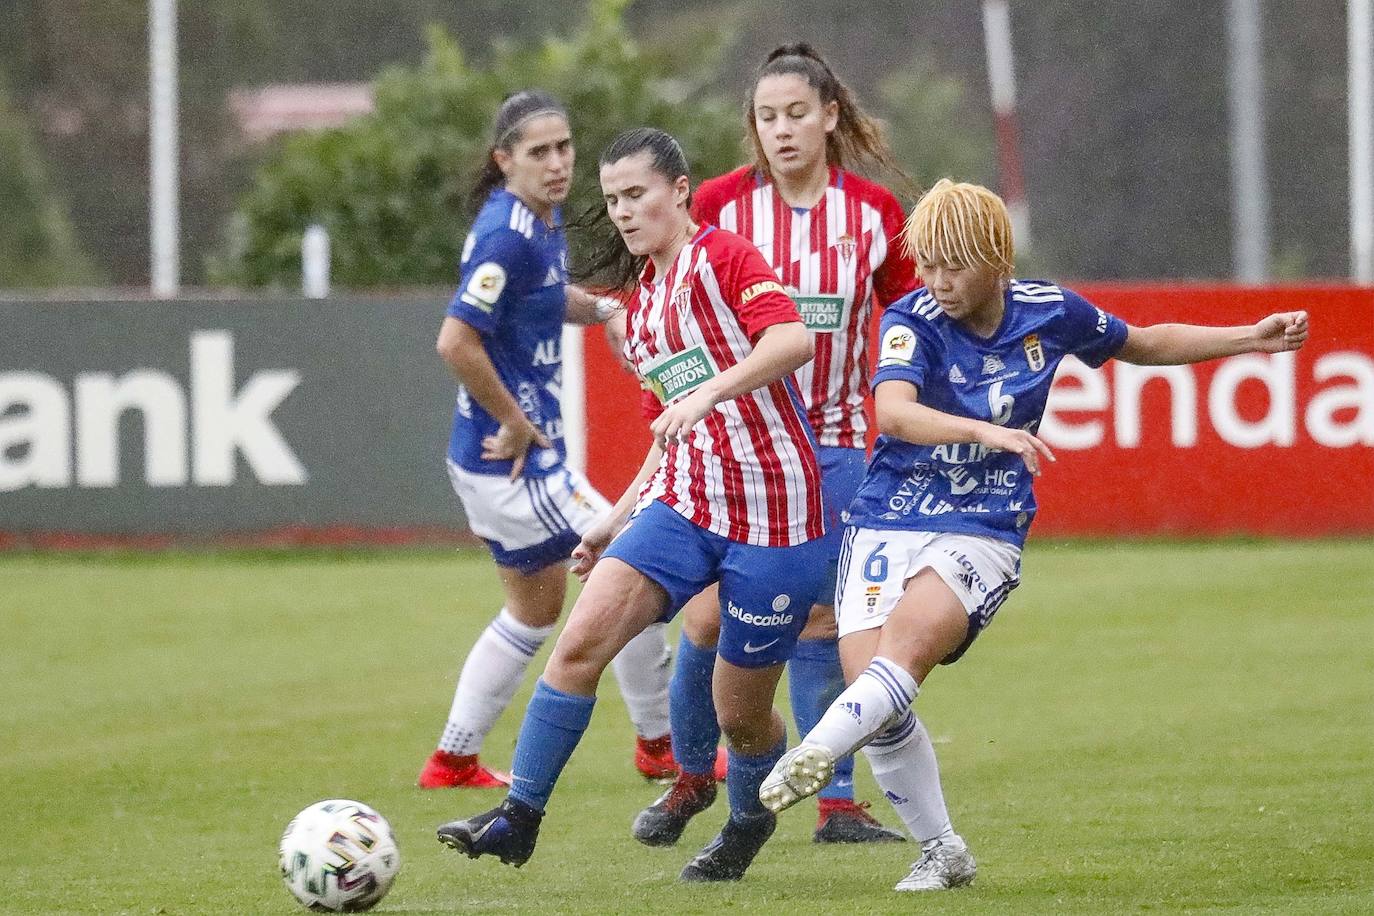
<box><xmin>583</xmin><ymin>284</ymin><xmax>1374</xmax><ymax>537</ymax></box>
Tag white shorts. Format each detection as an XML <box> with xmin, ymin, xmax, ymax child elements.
<box><xmin>834</xmin><ymin>527</ymin><xmax>1021</xmax><ymax>661</ymax></box>
<box><xmin>446</xmin><ymin>459</ymin><xmax>610</xmax><ymax>570</ymax></box>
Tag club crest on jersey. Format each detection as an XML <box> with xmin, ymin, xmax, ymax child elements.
<box><xmin>834</xmin><ymin>233</ymin><xmax>857</xmax><ymax>264</ymax></box>
<box><xmin>671</xmin><ymin>279</ymin><xmax>692</xmax><ymax>315</ymax></box>
<box><xmin>981</xmin><ymin>354</ymin><xmax>1006</xmax><ymax>375</ymax></box>
<box><xmin>948</xmin><ymin>364</ymin><xmax>967</xmax><ymax>385</ymax></box>
<box><xmin>1023</xmin><ymin>333</ymin><xmax>1046</xmax><ymax>371</ymax></box>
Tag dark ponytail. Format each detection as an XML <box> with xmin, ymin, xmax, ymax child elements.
<box><xmin>746</xmin><ymin>43</ymin><xmax>914</xmax><ymax>199</ymax></box>
<box><xmin>469</xmin><ymin>89</ymin><xmax>569</xmax><ymax>211</ymax></box>
<box><xmin>571</xmin><ymin>127</ymin><xmax>692</xmax><ymax>292</ymax></box>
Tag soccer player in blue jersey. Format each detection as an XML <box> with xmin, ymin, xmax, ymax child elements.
<box><xmin>758</xmin><ymin>179</ymin><xmax>1309</xmax><ymax>891</ymax></box>
<box><xmin>418</xmin><ymin>90</ymin><xmax>678</xmax><ymax>791</ymax></box>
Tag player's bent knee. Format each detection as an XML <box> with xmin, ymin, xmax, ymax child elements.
<box><xmin>544</xmin><ymin>636</ymin><xmax>612</xmax><ymax>694</ymax></box>
<box><xmin>717</xmin><ymin>715</ymin><xmax>772</xmax><ymax>755</ymax></box>
<box><xmin>715</xmin><ymin>698</ymin><xmax>783</xmax><ymax>755</ymax></box>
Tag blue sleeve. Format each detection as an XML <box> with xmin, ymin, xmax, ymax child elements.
<box><xmin>1057</xmin><ymin>288</ymin><xmax>1128</xmax><ymax>368</ymax></box>
<box><xmin>446</xmin><ymin>227</ymin><xmax>531</xmax><ymax>334</ymax></box>
<box><xmin>871</xmin><ymin>307</ymin><xmax>929</xmax><ymax>391</ymax></box>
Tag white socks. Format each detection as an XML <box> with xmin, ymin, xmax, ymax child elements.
<box><xmin>438</xmin><ymin>608</ymin><xmax>554</xmax><ymax>755</ymax></box>
<box><xmin>608</xmin><ymin>621</ymin><xmax>673</xmax><ymax>738</ymax></box>
<box><xmin>437</xmin><ymin>613</ymin><xmax>673</xmax><ymax>755</ymax></box>
<box><xmin>805</xmin><ymin>657</ymin><xmax>960</xmax><ymax>846</ymax></box>
<box><xmin>861</xmin><ymin>710</ymin><xmax>957</xmax><ymax>845</ymax></box>
<box><xmin>803</xmin><ymin>656</ymin><xmax>919</xmax><ymax>759</ymax></box>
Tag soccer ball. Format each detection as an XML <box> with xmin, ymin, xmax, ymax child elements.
<box><xmin>279</xmin><ymin>799</ymin><xmax>400</xmax><ymax>912</ymax></box>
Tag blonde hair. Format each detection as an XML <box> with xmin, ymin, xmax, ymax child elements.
<box><xmin>904</xmin><ymin>179</ymin><xmax>1014</xmax><ymax>276</ymax></box>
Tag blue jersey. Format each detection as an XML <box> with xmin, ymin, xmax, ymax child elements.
<box><xmin>849</xmin><ymin>281</ymin><xmax>1129</xmax><ymax>546</ymax></box>
<box><xmin>446</xmin><ymin>188</ymin><xmax>568</xmax><ymax>479</ymax></box>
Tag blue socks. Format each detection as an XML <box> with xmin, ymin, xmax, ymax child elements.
<box><xmin>507</xmin><ymin>679</ymin><xmax>596</xmax><ymax>811</ymax></box>
<box><xmin>726</xmin><ymin>738</ymin><xmax>786</xmax><ymax>820</ymax></box>
<box><xmin>788</xmin><ymin>638</ymin><xmax>854</xmax><ymax>801</ymax></box>
<box><xmin>668</xmin><ymin>631</ymin><xmax>721</xmax><ymax>775</ymax></box>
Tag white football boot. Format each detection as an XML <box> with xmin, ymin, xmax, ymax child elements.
<box><xmin>894</xmin><ymin>837</ymin><xmax>976</xmax><ymax>891</ymax></box>
<box><xmin>758</xmin><ymin>744</ymin><xmax>835</xmax><ymax>813</ymax></box>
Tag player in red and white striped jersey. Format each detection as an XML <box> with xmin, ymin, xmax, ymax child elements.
<box><xmin>636</xmin><ymin>43</ymin><xmax>917</xmax><ymax>848</ymax></box>
<box><xmin>438</xmin><ymin>128</ymin><xmax>831</xmax><ymax>882</ymax></box>
<box><xmin>693</xmin><ymin>143</ymin><xmax>912</xmax><ymax>449</ymax></box>
<box><xmin>626</xmin><ymin>222</ymin><xmax>825</xmax><ymax>546</ymax></box>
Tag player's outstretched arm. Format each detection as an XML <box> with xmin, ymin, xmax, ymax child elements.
<box><xmin>875</xmin><ymin>379</ymin><xmax>1055</xmax><ymax>476</ymax></box>
<box><xmin>1115</xmin><ymin>310</ymin><xmax>1308</xmax><ymax>366</ymax></box>
<box><xmin>649</xmin><ymin>321</ymin><xmax>813</xmax><ymax>448</ymax></box>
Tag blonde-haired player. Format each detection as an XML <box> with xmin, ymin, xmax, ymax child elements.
<box><xmin>759</xmin><ymin>178</ymin><xmax>1309</xmax><ymax>891</ymax></box>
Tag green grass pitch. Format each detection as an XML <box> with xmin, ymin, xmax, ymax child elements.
<box><xmin>5</xmin><ymin>541</ymin><xmax>1372</xmax><ymax>914</ymax></box>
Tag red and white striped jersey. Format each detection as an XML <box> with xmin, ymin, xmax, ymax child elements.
<box><xmin>627</xmin><ymin>225</ymin><xmax>825</xmax><ymax>547</ymax></box>
<box><xmin>693</xmin><ymin>166</ymin><xmax>918</xmax><ymax>448</ymax></box>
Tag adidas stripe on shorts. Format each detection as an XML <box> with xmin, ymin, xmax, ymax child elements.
<box><xmin>835</xmin><ymin>527</ymin><xmax>1021</xmax><ymax>663</ymax></box>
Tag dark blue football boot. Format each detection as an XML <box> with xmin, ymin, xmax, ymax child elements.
<box><xmin>678</xmin><ymin>811</ymin><xmax>776</xmax><ymax>881</ymax></box>
<box><xmin>436</xmin><ymin>797</ymin><xmax>542</xmax><ymax>867</ymax></box>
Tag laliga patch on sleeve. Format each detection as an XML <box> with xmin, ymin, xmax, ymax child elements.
<box><xmin>878</xmin><ymin>325</ymin><xmax>916</xmax><ymax>367</ymax></box>
<box><xmin>460</xmin><ymin>261</ymin><xmax>507</xmax><ymax>312</ymax></box>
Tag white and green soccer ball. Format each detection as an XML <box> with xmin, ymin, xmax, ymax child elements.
<box><xmin>279</xmin><ymin>799</ymin><xmax>400</xmax><ymax>912</ymax></box>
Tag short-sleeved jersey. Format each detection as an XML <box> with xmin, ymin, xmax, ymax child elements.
<box><xmin>445</xmin><ymin>188</ymin><xmax>568</xmax><ymax>479</ymax></box>
<box><xmin>849</xmin><ymin>281</ymin><xmax>1129</xmax><ymax>547</ymax></box>
<box><xmin>692</xmin><ymin>166</ymin><xmax>918</xmax><ymax>448</ymax></box>
<box><xmin>625</xmin><ymin>225</ymin><xmax>825</xmax><ymax>547</ymax></box>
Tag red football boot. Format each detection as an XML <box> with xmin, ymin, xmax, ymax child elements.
<box><xmin>417</xmin><ymin>750</ymin><xmax>511</xmax><ymax>789</ymax></box>
<box><xmin>634</xmin><ymin>736</ymin><xmax>730</xmax><ymax>782</ymax></box>
<box><xmin>712</xmin><ymin>746</ymin><xmax>728</xmax><ymax>781</ymax></box>
<box><xmin>814</xmin><ymin>798</ymin><xmax>907</xmax><ymax>843</ymax></box>
<box><xmin>634</xmin><ymin>734</ymin><xmax>679</xmax><ymax>781</ymax></box>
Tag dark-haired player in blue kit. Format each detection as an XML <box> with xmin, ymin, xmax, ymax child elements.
<box><xmin>418</xmin><ymin>90</ymin><xmax>678</xmax><ymax>792</ymax></box>
<box><xmin>759</xmin><ymin>178</ymin><xmax>1309</xmax><ymax>893</ymax></box>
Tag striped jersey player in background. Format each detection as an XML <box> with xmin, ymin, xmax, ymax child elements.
<box><xmin>419</xmin><ymin>90</ymin><xmax>678</xmax><ymax>792</ymax></box>
<box><xmin>437</xmin><ymin>127</ymin><xmax>830</xmax><ymax>882</ymax></box>
<box><xmin>631</xmin><ymin>43</ymin><xmax>916</xmax><ymax>848</ymax></box>
<box><xmin>758</xmin><ymin>179</ymin><xmax>1309</xmax><ymax>891</ymax></box>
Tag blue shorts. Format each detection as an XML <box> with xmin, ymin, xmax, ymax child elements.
<box><xmin>815</xmin><ymin>446</ymin><xmax>867</xmax><ymax>602</ymax></box>
<box><xmin>603</xmin><ymin>500</ymin><xmax>830</xmax><ymax>668</ymax></box>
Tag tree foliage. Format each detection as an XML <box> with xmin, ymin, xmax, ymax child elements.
<box><xmin>0</xmin><ymin>84</ymin><xmax>96</xmax><ymax>287</ymax></box>
<box><xmin>4</xmin><ymin>0</ymin><xmax>1360</xmax><ymax>287</ymax></box>
<box><xmin>214</xmin><ymin>0</ymin><xmax>746</xmax><ymax>288</ymax></box>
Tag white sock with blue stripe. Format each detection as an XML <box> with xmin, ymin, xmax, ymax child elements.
<box><xmin>861</xmin><ymin>710</ymin><xmax>957</xmax><ymax>844</ymax></box>
<box><xmin>438</xmin><ymin>608</ymin><xmax>555</xmax><ymax>756</ymax></box>
<box><xmin>801</xmin><ymin>656</ymin><xmax>918</xmax><ymax>760</ymax></box>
